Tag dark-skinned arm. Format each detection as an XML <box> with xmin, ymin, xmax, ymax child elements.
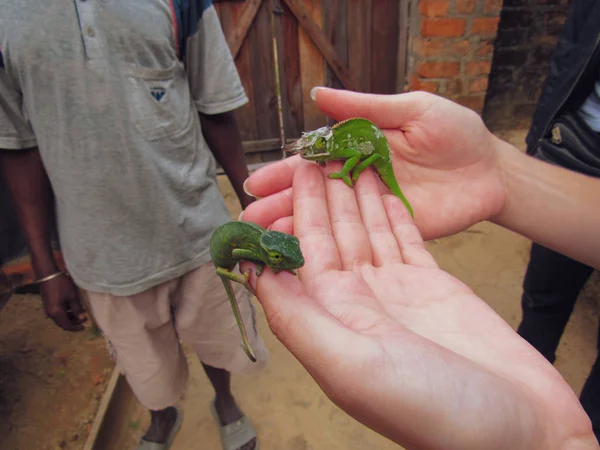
<box><xmin>199</xmin><ymin>111</ymin><xmax>254</xmax><ymax>210</ymax></box>
<box><xmin>0</xmin><ymin>148</ymin><xmax>85</xmax><ymax>331</ymax></box>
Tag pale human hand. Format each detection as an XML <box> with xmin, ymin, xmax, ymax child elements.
<box><xmin>241</xmin><ymin>163</ymin><xmax>596</xmax><ymax>450</ymax></box>
<box><xmin>243</xmin><ymin>88</ymin><xmax>508</xmax><ymax>240</ymax></box>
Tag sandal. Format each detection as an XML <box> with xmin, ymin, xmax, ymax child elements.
<box><xmin>209</xmin><ymin>399</ymin><xmax>259</xmax><ymax>450</ymax></box>
<box><xmin>135</xmin><ymin>405</ymin><xmax>183</xmax><ymax>450</ymax></box>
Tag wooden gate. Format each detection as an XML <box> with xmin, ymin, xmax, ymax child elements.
<box><xmin>213</xmin><ymin>0</ymin><xmax>409</xmax><ymax>167</ymax></box>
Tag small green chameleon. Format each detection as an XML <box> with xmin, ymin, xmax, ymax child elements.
<box><xmin>210</xmin><ymin>221</ymin><xmax>305</xmax><ymax>362</ymax></box>
<box><xmin>283</xmin><ymin>117</ymin><xmax>413</xmax><ymax>217</ymax></box>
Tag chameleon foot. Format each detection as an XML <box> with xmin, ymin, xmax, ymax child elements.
<box><xmin>242</xmin><ymin>270</ymin><xmax>256</xmax><ymax>295</ymax></box>
<box><xmin>328</xmin><ymin>172</ymin><xmax>354</xmax><ymax>188</ymax></box>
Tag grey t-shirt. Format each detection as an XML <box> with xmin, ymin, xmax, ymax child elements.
<box><xmin>0</xmin><ymin>1</ymin><xmax>248</xmax><ymax>295</ymax></box>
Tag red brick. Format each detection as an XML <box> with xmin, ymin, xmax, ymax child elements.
<box><xmin>483</xmin><ymin>0</ymin><xmax>503</xmax><ymax>13</ymax></box>
<box><xmin>446</xmin><ymin>78</ymin><xmax>465</xmax><ymax>96</ymax></box>
<box><xmin>456</xmin><ymin>0</ymin><xmax>477</xmax><ymax>14</ymax></box>
<box><xmin>474</xmin><ymin>39</ymin><xmax>494</xmax><ymax>57</ymax></box>
<box><xmin>447</xmin><ymin>39</ymin><xmax>471</xmax><ymax>57</ymax></box>
<box><xmin>409</xmin><ymin>76</ymin><xmax>440</xmax><ymax>94</ymax></box>
<box><xmin>419</xmin><ymin>0</ymin><xmax>450</xmax><ymax>17</ymax></box>
<box><xmin>413</xmin><ymin>38</ymin><xmax>445</xmax><ymax>57</ymax></box>
<box><xmin>417</xmin><ymin>61</ymin><xmax>461</xmax><ymax>78</ymax></box>
<box><xmin>466</xmin><ymin>60</ymin><xmax>492</xmax><ymax>76</ymax></box>
<box><xmin>454</xmin><ymin>95</ymin><xmax>486</xmax><ymax>112</ymax></box>
<box><xmin>421</xmin><ymin>18</ymin><xmax>467</xmax><ymax>37</ymax></box>
<box><xmin>469</xmin><ymin>77</ymin><xmax>489</xmax><ymax>93</ymax></box>
<box><xmin>471</xmin><ymin>17</ymin><xmax>500</xmax><ymax>35</ymax></box>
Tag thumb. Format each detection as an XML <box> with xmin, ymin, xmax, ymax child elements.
<box><xmin>312</xmin><ymin>87</ymin><xmax>436</xmax><ymax>130</ymax></box>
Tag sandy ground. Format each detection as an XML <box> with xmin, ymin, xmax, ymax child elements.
<box><xmin>2</xmin><ymin>129</ymin><xmax>598</xmax><ymax>450</ymax></box>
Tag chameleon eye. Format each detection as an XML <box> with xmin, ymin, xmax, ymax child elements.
<box><xmin>315</xmin><ymin>137</ymin><xmax>325</xmax><ymax>149</ymax></box>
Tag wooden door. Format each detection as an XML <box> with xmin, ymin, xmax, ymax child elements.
<box><xmin>213</xmin><ymin>0</ymin><xmax>408</xmax><ymax>168</ymax></box>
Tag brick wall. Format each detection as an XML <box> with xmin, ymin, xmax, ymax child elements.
<box><xmin>482</xmin><ymin>0</ymin><xmax>571</xmax><ymax>131</ymax></box>
<box><xmin>407</xmin><ymin>0</ymin><xmax>503</xmax><ymax>113</ymax></box>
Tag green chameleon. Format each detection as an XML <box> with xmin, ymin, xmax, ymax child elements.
<box><xmin>210</xmin><ymin>221</ymin><xmax>304</xmax><ymax>362</ymax></box>
<box><xmin>283</xmin><ymin>117</ymin><xmax>413</xmax><ymax>217</ymax></box>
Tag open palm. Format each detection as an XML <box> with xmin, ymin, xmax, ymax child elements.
<box><xmin>244</xmin><ymin>89</ymin><xmax>507</xmax><ymax>240</ymax></box>
<box><xmin>242</xmin><ymin>163</ymin><xmax>594</xmax><ymax>450</ymax></box>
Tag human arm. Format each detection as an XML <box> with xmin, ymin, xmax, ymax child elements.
<box><xmin>200</xmin><ymin>111</ymin><xmax>254</xmax><ymax>209</ymax></box>
<box><xmin>493</xmin><ymin>137</ymin><xmax>600</xmax><ymax>269</ymax></box>
<box><xmin>0</xmin><ymin>148</ymin><xmax>86</xmax><ymax>330</ymax></box>
<box><xmin>240</xmin><ymin>162</ymin><xmax>598</xmax><ymax>450</ymax></box>
<box><xmin>183</xmin><ymin>4</ymin><xmax>253</xmax><ymax>209</ymax></box>
<box><xmin>243</xmin><ymin>88</ymin><xmax>600</xmax><ymax>269</ymax></box>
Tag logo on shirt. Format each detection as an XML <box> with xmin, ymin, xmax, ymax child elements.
<box><xmin>150</xmin><ymin>86</ymin><xmax>166</xmax><ymax>102</ymax></box>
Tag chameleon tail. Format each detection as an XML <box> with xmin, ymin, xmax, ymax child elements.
<box><xmin>376</xmin><ymin>162</ymin><xmax>414</xmax><ymax>218</ymax></box>
<box><xmin>219</xmin><ymin>277</ymin><xmax>258</xmax><ymax>362</ymax></box>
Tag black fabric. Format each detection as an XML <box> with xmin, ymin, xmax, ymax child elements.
<box><xmin>535</xmin><ymin>110</ymin><xmax>600</xmax><ymax>177</ymax></box>
<box><xmin>518</xmin><ymin>243</ymin><xmax>600</xmax><ymax>442</ymax></box>
<box><xmin>526</xmin><ymin>0</ymin><xmax>600</xmax><ymax>161</ymax></box>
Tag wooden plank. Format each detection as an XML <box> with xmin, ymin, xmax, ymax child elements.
<box><xmin>234</xmin><ymin>37</ymin><xmax>259</xmax><ymax>143</ymax></box>
<box><xmin>348</xmin><ymin>0</ymin><xmax>372</xmax><ymax>92</ymax></box>
<box><xmin>82</xmin><ymin>370</ymin><xmax>140</xmax><ymax>450</ymax></box>
<box><xmin>227</xmin><ymin>0</ymin><xmax>263</xmax><ymax>59</ymax></box>
<box><xmin>270</xmin><ymin>0</ymin><xmax>286</xmax><ymax>151</ymax></box>
<box><xmin>371</xmin><ymin>0</ymin><xmax>400</xmax><ymax>94</ymax></box>
<box><xmin>323</xmin><ymin>0</ymin><xmax>347</xmax><ymax>126</ymax></box>
<box><xmin>216</xmin><ymin>2</ymin><xmax>259</xmax><ymax>142</ymax></box>
<box><xmin>249</xmin><ymin>0</ymin><xmax>280</xmax><ymax>139</ymax></box>
<box><xmin>324</xmin><ymin>0</ymin><xmax>348</xmax><ymax>92</ymax></box>
<box><xmin>274</xmin><ymin>0</ymin><xmax>304</xmax><ymax>139</ymax></box>
<box><xmin>396</xmin><ymin>0</ymin><xmax>409</xmax><ymax>92</ymax></box>
<box><xmin>297</xmin><ymin>0</ymin><xmax>326</xmax><ymax>130</ymax></box>
<box><xmin>284</xmin><ymin>0</ymin><xmax>359</xmax><ymax>93</ymax></box>
<box><xmin>82</xmin><ymin>368</ymin><xmax>119</xmax><ymax>450</ymax></box>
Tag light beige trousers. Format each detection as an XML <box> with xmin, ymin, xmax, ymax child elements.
<box><xmin>84</xmin><ymin>261</ymin><xmax>269</xmax><ymax>410</ymax></box>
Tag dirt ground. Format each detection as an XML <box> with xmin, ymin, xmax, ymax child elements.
<box><xmin>2</xmin><ymin>128</ymin><xmax>598</xmax><ymax>450</ymax></box>
<box><xmin>0</xmin><ymin>297</ymin><xmax>113</xmax><ymax>450</ymax></box>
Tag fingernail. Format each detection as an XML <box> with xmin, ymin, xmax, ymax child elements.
<box><xmin>243</xmin><ymin>178</ymin><xmax>259</xmax><ymax>199</ymax></box>
<box><xmin>237</xmin><ymin>210</ymin><xmax>244</xmax><ymax>221</ymax></box>
<box><xmin>310</xmin><ymin>86</ymin><xmax>325</xmax><ymax>101</ymax></box>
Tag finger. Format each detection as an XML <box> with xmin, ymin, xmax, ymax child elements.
<box><xmin>244</xmin><ymin>155</ymin><xmax>307</xmax><ymax>198</ymax></box>
<box><xmin>269</xmin><ymin>216</ymin><xmax>293</xmax><ymax>235</ymax></box>
<box><xmin>382</xmin><ymin>195</ymin><xmax>438</xmax><ymax>268</ymax></box>
<box><xmin>68</xmin><ymin>293</ymin><xmax>85</xmax><ymax>315</ymax></box>
<box><xmin>313</xmin><ymin>88</ymin><xmax>435</xmax><ymax>129</ymax></box>
<box><xmin>353</xmin><ymin>170</ymin><xmax>403</xmax><ymax>266</ymax></box>
<box><xmin>248</xmin><ymin>266</ymin><xmax>356</xmax><ymax>376</ymax></box>
<box><xmin>68</xmin><ymin>301</ymin><xmax>88</xmax><ymax>325</ymax></box>
<box><xmin>322</xmin><ymin>162</ymin><xmax>372</xmax><ymax>270</ymax></box>
<box><xmin>47</xmin><ymin>303</ymin><xmax>83</xmax><ymax>331</ymax></box>
<box><xmin>293</xmin><ymin>164</ymin><xmax>341</xmax><ymax>282</ymax></box>
<box><xmin>241</xmin><ymin>187</ymin><xmax>293</xmax><ymax>229</ymax></box>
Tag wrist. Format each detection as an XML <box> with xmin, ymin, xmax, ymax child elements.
<box><xmin>27</xmin><ymin>240</ymin><xmax>60</xmax><ymax>278</ymax></box>
<box><xmin>488</xmin><ymin>136</ymin><xmax>524</xmax><ymax>228</ymax></box>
